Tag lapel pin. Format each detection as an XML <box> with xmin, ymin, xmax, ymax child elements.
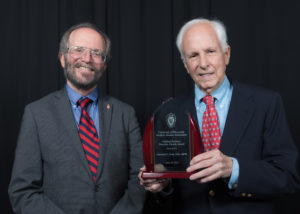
<box><xmin>106</xmin><ymin>104</ymin><xmax>111</xmax><ymax>110</ymax></box>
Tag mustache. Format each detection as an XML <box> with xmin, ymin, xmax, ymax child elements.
<box><xmin>74</xmin><ymin>63</ymin><xmax>97</xmax><ymax>72</ymax></box>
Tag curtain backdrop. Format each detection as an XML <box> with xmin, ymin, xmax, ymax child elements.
<box><xmin>1</xmin><ymin>0</ymin><xmax>300</xmax><ymax>213</ymax></box>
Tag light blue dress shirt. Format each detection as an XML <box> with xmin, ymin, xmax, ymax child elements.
<box><xmin>66</xmin><ymin>84</ymin><xmax>100</xmax><ymax>134</ymax></box>
<box><xmin>194</xmin><ymin>76</ymin><xmax>239</xmax><ymax>189</ymax></box>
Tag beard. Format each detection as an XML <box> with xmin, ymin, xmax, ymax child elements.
<box><xmin>63</xmin><ymin>56</ymin><xmax>105</xmax><ymax>91</ymax></box>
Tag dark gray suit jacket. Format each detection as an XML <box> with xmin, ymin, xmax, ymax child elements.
<box><xmin>8</xmin><ymin>88</ymin><xmax>145</xmax><ymax>214</ymax></box>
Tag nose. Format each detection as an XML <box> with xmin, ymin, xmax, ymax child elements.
<box><xmin>198</xmin><ymin>54</ymin><xmax>209</xmax><ymax>70</ymax></box>
<box><xmin>81</xmin><ymin>50</ymin><xmax>92</xmax><ymax>62</ymax></box>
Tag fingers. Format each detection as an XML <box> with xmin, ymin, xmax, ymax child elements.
<box><xmin>138</xmin><ymin>166</ymin><xmax>146</xmax><ymax>182</ymax></box>
<box><xmin>138</xmin><ymin>165</ymin><xmax>170</xmax><ymax>193</ymax></box>
<box><xmin>186</xmin><ymin>155</ymin><xmax>214</xmax><ymax>173</ymax></box>
<box><xmin>189</xmin><ymin>162</ymin><xmax>224</xmax><ymax>183</ymax></box>
<box><xmin>144</xmin><ymin>179</ymin><xmax>170</xmax><ymax>193</ymax></box>
<box><xmin>186</xmin><ymin>150</ymin><xmax>233</xmax><ymax>183</ymax></box>
<box><xmin>186</xmin><ymin>149</ymin><xmax>220</xmax><ymax>172</ymax></box>
<box><xmin>140</xmin><ymin>178</ymin><xmax>170</xmax><ymax>193</ymax></box>
<box><xmin>189</xmin><ymin>150</ymin><xmax>215</xmax><ymax>165</ymax></box>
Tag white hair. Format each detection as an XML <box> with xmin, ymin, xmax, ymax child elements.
<box><xmin>176</xmin><ymin>18</ymin><xmax>228</xmax><ymax>57</ymax></box>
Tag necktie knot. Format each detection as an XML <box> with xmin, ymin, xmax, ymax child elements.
<box><xmin>202</xmin><ymin>95</ymin><xmax>215</xmax><ymax>106</ymax></box>
<box><xmin>77</xmin><ymin>97</ymin><xmax>92</xmax><ymax>109</ymax></box>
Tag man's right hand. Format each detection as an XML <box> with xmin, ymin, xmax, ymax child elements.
<box><xmin>138</xmin><ymin>166</ymin><xmax>170</xmax><ymax>193</ymax></box>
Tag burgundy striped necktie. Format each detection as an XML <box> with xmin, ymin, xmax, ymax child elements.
<box><xmin>202</xmin><ymin>95</ymin><xmax>221</xmax><ymax>152</ymax></box>
<box><xmin>77</xmin><ymin>97</ymin><xmax>100</xmax><ymax>182</ymax></box>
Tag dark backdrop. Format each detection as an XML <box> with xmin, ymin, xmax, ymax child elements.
<box><xmin>1</xmin><ymin>0</ymin><xmax>300</xmax><ymax>213</ymax></box>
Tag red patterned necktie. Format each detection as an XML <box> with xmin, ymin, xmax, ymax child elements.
<box><xmin>78</xmin><ymin>97</ymin><xmax>100</xmax><ymax>182</ymax></box>
<box><xmin>202</xmin><ymin>95</ymin><xmax>221</xmax><ymax>151</ymax></box>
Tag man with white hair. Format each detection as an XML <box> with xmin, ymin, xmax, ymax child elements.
<box><xmin>139</xmin><ymin>18</ymin><xmax>299</xmax><ymax>214</ymax></box>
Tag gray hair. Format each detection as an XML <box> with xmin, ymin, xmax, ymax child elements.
<box><xmin>176</xmin><ymin>18</ymin><xmax>228</xmax><ymax>57</ymax></box>
<box><xmin>58</xmin><ymin>22</ymin><xmax>111</xmax><ymax>62</ymax></box>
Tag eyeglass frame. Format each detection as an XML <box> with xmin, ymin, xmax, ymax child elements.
<box><xmin>66</xmin><ymin>46</ymin><xmax>107</xmax><ymax>63</ymax></box>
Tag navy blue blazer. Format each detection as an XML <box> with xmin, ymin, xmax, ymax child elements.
<box><xmin>153</xmin><ymin>81</ymin><xmax>300</xmax><ymax>214</ymax></box>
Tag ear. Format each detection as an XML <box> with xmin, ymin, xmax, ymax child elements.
<box><xmin>103</xmin><ymin>63</ymin><xmax>107</xmax><ymax>70</ymax></box>
<box><xmin>182</xmin><ymin>57</ymin><xmax>190</xmax><ymax>74</ymax></box>
<box><xmin>181</xmin><ymin>56</ymin><xmax>187</xmax><ymax>70</ymax></box>
<box><xmin>59</xmin><ymin>53</ymin><xmax>66</xmax><ymax>68</ymax></box>
<box><xmin>224</xmin><ymin>45</ymin><xmax>231</xmax><ymax>65</ymax></box>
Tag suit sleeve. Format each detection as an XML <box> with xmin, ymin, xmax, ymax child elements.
<box><xmin>230</xmin><ymin>93</ymin><xmax>300</xmax><ymax>199</ymax></box>
<box><xmin>8</xmin><ymin>105</ymin><xmax>67</xmax><ymax>214</ymax></box>
<box><xmin>109</xmin><ymin>106</ymin><xmax>145</xmax><ymax>214</ymax></box>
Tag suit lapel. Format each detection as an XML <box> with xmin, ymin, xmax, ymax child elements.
<box><xmin>184</xmin><ymin>91</ymin><xmax>204</xmax><ymax>151</ymax></box>
<box><xmin>54</xmin><ymin>89</ymin><xmax>93</xmax><ymax>179</ymax></box>
<box><xmin>185</xmin><ymin>92</ymin><xmax>198</xmax><ymax>125</ymax></box>
<box><xmin>220</xmin><ymin>82</ymin><xmax>255</xmax><ymax>156</ymax></box>
<box><xmin>96</xmin><ymin>96</ymin><xmax>112</xmax><ymax>180</ymax></box>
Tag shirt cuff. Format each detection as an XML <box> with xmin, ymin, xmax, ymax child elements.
<box><xmin>228</xmin><ymin>157</ymin><xmax>239</xmax><ymax>189</ymax></box>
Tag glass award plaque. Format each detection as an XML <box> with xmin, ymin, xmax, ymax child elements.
<box><xmin>142</xmin><ymin>99</ymin><xmax>202</xmax><ymax>179</ymax></box>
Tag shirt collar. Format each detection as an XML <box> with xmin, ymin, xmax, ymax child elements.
<box><xmin>66</xmin><ymin>83</ymin><xmax>98</xmax><ymax>106</ymax></box>
<box><xmin>194</xmin><ymin>75</ymin><xmax>230</xmax><ymax>102</ymax></box>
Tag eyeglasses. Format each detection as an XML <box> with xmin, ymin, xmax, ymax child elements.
<box><xmin>67</xmin><ymin>46</ymin><xmax>107</xmax><ymax>63</ymax></box>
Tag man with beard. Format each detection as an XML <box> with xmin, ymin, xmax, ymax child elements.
<box><xmin>9</xmin><ymin>23</ymin><xmax>145</xmax><ymax>214</ymax></box>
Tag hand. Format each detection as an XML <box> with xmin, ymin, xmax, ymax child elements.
<box><xmin>186</xmin><ymin>149</ymin><xmax>233</xmax><ymax>183</ymax></box>
<box><xmin>138</xmin><ymin>166</ymin><xmax>170</xmax><ymax>193</ymax></box>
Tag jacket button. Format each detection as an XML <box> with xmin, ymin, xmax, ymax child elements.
<box><xmin>209</xmin><ymin>190</ymin><xmax>215</xmax><ymax>197</ymax></box>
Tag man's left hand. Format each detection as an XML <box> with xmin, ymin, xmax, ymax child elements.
<box><xmin>186</xmin><ymin>149</ymin><xmax>233</xmax><ymax>183</ymax></box>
